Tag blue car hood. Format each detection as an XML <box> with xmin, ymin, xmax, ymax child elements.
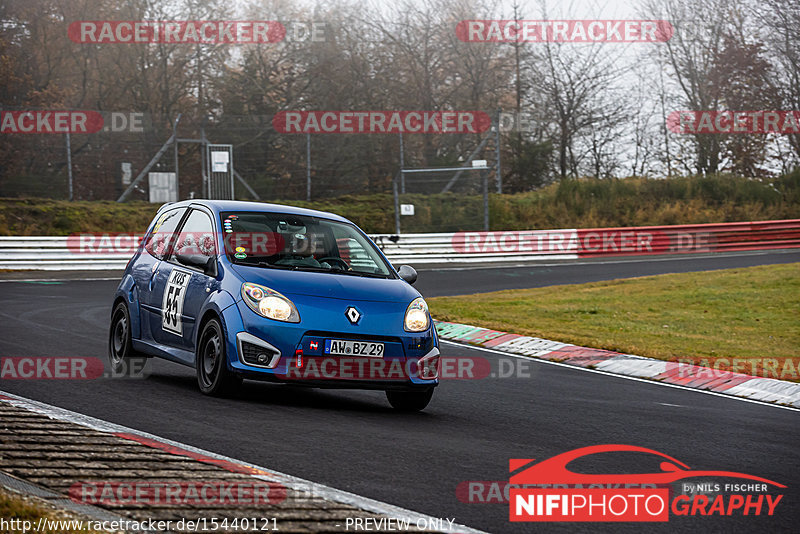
<box><xmin>229</xmin><ymin>264</ymin><xmax>419</xmax><ymax>303</ymax></box>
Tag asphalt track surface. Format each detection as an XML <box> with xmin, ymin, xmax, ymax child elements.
<box><xmin>1</xmin><ymin>250</ymin><xmax>799</xmax><ymax>533</ymax></box>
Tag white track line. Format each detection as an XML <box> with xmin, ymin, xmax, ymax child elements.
<box><xmin>441</xmin><ymin>340</ymin><xmax>800</xmax><ymax>413</ymax></box>
<box><xmin>422</xmin><ymin>249</ymin><xmax>800</xmax><ymax>271</ymax></box>
<box><xmin>2</xmin><ymin>249</ymin><xmax>797</xmax><ymax>279</ymax></box>
<box><xmin>0</xmin><ymin>389</ymin><xmax>487</xmax><ymax>534</ymax></box>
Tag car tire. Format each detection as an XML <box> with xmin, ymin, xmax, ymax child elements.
<box><xmin>196</xmin><ymin>318</ymin><xmax>242</xmax><ymax>396</ymax></box>
<box><xmin>108</xmin><ymin>302</ymin><xmax>148</xmax><ymax>377</ymax></box>
<box><xmin>386</xmin><ymin>388</ymin><xmax>434</xmax><ymax>412</ymax></box>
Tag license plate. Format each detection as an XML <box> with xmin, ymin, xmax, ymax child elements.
<box><xmin>324</xmin><ymin>339</ymin><xmax>384</xmax><ymax>357</ymax></box>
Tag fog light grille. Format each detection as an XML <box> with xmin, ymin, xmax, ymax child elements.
<box><xmin>241</xmin><ymin>341</ymin><xmax>278</xmax><ymax>367</ymax></box>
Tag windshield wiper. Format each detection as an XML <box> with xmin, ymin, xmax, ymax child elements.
<box><xmin>291</xmin><ymin>265</ymin><xmax>335</xmax><ymax>273</ymax></box>
<box><xmin>335</xmin><ymin>270</ymin><xmax>390</xmax><ymax>279</ymax></box>
<box><xmin>245</xmin><ymin>262</ymin><xmax>335</xmax><ymax>273</ymax></box>
<box><xmin>231</xmin><ymin>260</ymin><xmax>294</xmax><ymax>270</ymax></box>
<box><xmin>233</xmin><ymin>259</ymin><xmax>389</xmax><ymax>278</ymax></box>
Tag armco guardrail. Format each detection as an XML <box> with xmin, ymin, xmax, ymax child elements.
<box><xmin>0</xmin><ymin>219</ymin><xmax>798</xmax><ymax>270</ymax></box>
<box><xmin>373</xmin><ymin>219</ymin><xmax>800</xmax><ymax>264</ymax></box>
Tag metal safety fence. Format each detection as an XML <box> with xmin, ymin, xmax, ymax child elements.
<box><xmin>1</xmin><ymin>220</ymin><xmax>798</xmax><ymax>270</ymax></box>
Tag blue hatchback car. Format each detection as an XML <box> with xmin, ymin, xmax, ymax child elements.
<box><xmin>109</xmin><ymin>200</ymin><xmax>439</xmax><ymax>411</ymax></box>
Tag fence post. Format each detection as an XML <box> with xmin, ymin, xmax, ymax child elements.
<box><xmin>495</xmin><ymin>108</ymin><xmax>502</xmax><ymax>194</ymax></box>
<box><xmin>482</xmin><ymin>168</ymin><xmax>489</xmax><ymax>231</ymax></box>
<box><xmin>173</xmin><ymin>114</ymin><xmax>181</xmax><ymax>199</ymax></box>
<box><xmin>399</xmin><ymin>133</ymin><xmax>405</xmax><ymax>194</ymax></box>
<box><xmin>306</xmin><ymin>132</ymin><xmax>311</xmax><ymax>201</ymax></box>
<box><xmin>393</xmin><ymin>173</ymin><xmax>401</xmax><ymax>235</ymax></box>
<box><xmin>65</xmin><ymin>132</ymin><xmax>73</xmax><ymax>201</ymax></box>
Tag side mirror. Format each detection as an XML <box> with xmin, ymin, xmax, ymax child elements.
<box><xmin>176</xmin><ymin>253</ymin><xmax>217</xmax><ymax>277</ymax></box>
<box><xmin>397</xmin><ymin>265</ymin><xmax>417</xmax><ymax>285</ymax></box>
<box><xmin>204</xmin><ymin>256</ymin><xmax>218</xmax><ymax>278</ymax></box>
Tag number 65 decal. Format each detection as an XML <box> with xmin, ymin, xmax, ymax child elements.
<box><xmin>162</xmin><ymin>268</ymin><xmax>191</xmax><ymax>335</ymax></box>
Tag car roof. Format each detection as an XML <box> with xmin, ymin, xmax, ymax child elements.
<box><xmin>158</xmin><ymin>199</ymin><xmax>352</xmax><ymax>224</ymax></box>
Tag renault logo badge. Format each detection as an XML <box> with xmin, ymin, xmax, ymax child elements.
<box><xmin>345</xmin><ymin>307</ymin><xmax>361</xmax><ymax>325</ymax></box>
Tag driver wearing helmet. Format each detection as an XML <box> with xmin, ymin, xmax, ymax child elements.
<box><xmin>275</xmin><ymin>232</ymin><xmax>333</xmax><ymax>269</ymax></box>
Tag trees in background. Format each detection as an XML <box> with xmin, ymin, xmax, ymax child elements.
<box><xmin>756</xmin><ymin>0</ymin><xmax>800</xmax><ymax>169</ymax></box>
<box><xmin>0</xmin><ymin>0</ymin><xmax>798</xmax><ymax>200</ymax></box>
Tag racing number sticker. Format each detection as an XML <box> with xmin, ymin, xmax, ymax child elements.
<box><xmin>162</xmin><ymin>269</ymin><xmax>191</xmax><ymax>335</ymax></box>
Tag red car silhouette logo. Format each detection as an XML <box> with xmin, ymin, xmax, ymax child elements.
<box><xmin>510</xmin><ymin>444</ymin><xmax>785</xmax><ymax>487</ymax></box>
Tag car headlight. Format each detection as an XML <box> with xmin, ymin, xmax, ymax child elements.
<box><xmin>241</xmin><ymin>283</ymin><xmax>300</xmax><ymax>323</ymax></box>
<box><xmin>404</xmin><ymin>297</ymin><xmax>430</xmax><ymax>332</ymax></box>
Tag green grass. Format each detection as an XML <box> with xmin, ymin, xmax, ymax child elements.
<box><xmin>429</xmin><ymin>264</ymin><xmax>800</xmax><ymax>365</ymax></box>
<box><xmin>0</xmin><ymin>198</ymin><xmax>160</xmax><ymax>236</ymax></box>
<box><xmin>0</xmin><ymin>487</ymin><xmax>101</xmax><ymax>533</ymax></box>
<box><xmin>1</xmin><ymin>171</ymin><xmax>799</xmax><ymax>235</ymax></box>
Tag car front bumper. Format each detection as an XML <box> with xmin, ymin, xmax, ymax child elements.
<box><xmin>221</xmin><ymin>298</ymin><xmax>439</xmax><ymax>389</ymax></box>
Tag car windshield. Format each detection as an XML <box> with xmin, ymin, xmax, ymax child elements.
<box><xmin>220</xmin><ymin>211</ymin><xmax>393</xmax><ymax>278</ymax></box>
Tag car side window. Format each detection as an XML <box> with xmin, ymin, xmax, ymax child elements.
<box><xmin>170</xmin><ymin>209</ymin><xmax>216</xmax><ymax>268</ymax></box>
<box><xmin>145</xmin><ymin>207</ymin><xmax>186</xmax><ymax>260</ymax></box>
<box><xmin>333</xmin><ymin>234</ymin><xmax>381</xmax><ymax>271</ymax></box>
